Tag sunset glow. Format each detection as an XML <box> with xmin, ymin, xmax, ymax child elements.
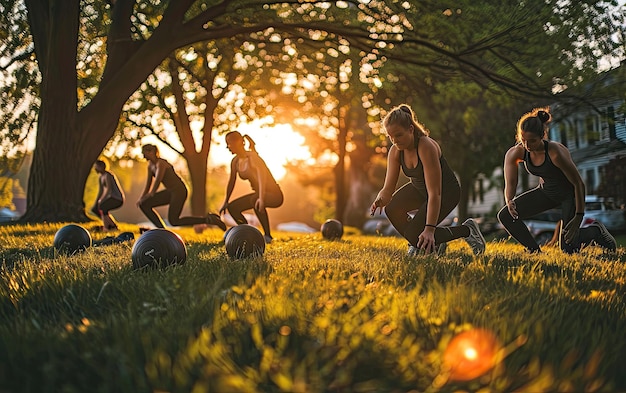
<box><xmin>442</xmin><ymin>328</ymin><xmax>500</xmax><ymax>382</ymax></box>
<box><xmin>211</xmin><ymin>119</ymin><xmax>314</xmax><ymax>180</ymax></box>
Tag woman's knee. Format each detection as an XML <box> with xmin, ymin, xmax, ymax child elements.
<box><xmin>383</xmin><ymin>205</ymin><xmax>406</xmax><ymax>224</ymax></box>
<box><xmin>497</xmin><ymin>206</ymin><xmax>512</xmax><ymax>225</ymax></box>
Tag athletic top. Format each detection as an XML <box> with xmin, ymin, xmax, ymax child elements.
<box><xmin>523</xmin><ymin>140</ymin><xmax>574</xmax><ymax>200</ymax></box>
<box><xmin>236</xmin><ymin>152</ymin><xmax>280</xmax><ymax>193</ymax></box>
<box><xmin>400</xmin><ymin>136</ymin><xmax>459</xmax><ymax>196</ymax></box>
<box><xmin>153</xmin><ymin>159</ymin><xmax>186</xmax><ymax>191</ymax></box>
<box><xmin>100</xmin><ymin>171</ymin><xmax>124</xmax><ymax>201</ymax></box>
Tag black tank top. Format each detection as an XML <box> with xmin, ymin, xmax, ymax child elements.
<box><xmin>236</xmin><ymin>152</ymin><xmax>280</xmax><ymax>193</ymax></box>
<box><xmin>523</xmin><ymin>140</ymin><xmax>574</xmax><ymax>200</ymax></box>
<box><xmin>153</xmin><ymin>159</ymin><xmax>186</xmax><ymax>190</ymax></box>
<box><xmin>400</xmin><ymin>136</ymin><xmax>459</xmax><ymax>196</ymax></box>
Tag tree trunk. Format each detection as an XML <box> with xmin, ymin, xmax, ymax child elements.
<box><xmin>21</xmin><ymin>0</ymin><xmax>90</xmax><ymax>223</ymax></box>
<box><xmin>344</xmin><ymin>106</ymin><xmax>376</xmax><ymax>228</ymax></box>
<box><xmin>185</xmin><ymin>153</ymin><xmax>209</xmax><ymax>216</ymax></box>
<box><xmin>334</xmin><ymin>109</ymin><xmax>348</xmax><ymax>222</ymax></box>
<box><xmin>21</xmin><ymin>1</ymin><xmax>180</xmax><ymax>223</ymax></box>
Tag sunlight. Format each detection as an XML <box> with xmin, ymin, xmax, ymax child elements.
<box><xmin>442</xmin><ymin>328</ymin><xmax>500</xmax><ymax>382</ymax></box>
<box><xmin>211</xmin><ymin>119</ymin><xmax>313</xmax><ymax>180</ymax></box>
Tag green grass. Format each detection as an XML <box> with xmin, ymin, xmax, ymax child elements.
<box><xmin>1</xmin><ymin>222</ymin><xmax>625</xmax><ymax>392</ymax></box>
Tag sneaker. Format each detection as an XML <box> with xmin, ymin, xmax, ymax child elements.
<box><xmin>407</xmin><ymin>244</ymin><xmax>419</xmax><ymax>256</ymax></box>
<box><xmin>462</xmin><ymin>218</ymin><xmax>486</xmax><ymax>255</ymax></box>
<box><xmin>206</xmin><ymin>213</ymin><xmax>227</xmax><ymax>231</ymax></box>
<box><xmin>264</xmin><ymin>235</ymin><xmax>273</xmax><ymax>244</ymax></box>
<box><xmin>588</xmin><ymin>220</ymin><xmax>617</xmax><ymax>251</ymax></box>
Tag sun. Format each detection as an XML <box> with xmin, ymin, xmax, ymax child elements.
<box><xmin>211</xmin><ymin>119</ymin><xmax>313</xmax><ymax>181</ymax></box>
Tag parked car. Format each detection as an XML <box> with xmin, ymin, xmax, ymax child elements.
<box><xmin>519</xmin><ymin>195</ymin><xmax>626</xmax><ymax>246</ymax></box>
<box><xmin>276</xmin><ymin>221</ymin><xmax>318</xmax><ymax>234</ymax></box>
<box><xmin>583</xmin><ymin>195</ymin><xmax>626</xmax><ymax>231</ymax></box>
<box><xmin>0</xmin><ymin>207</ymin><xmax>20</xmax><ymax>223</ymax></box>
<box><xmin>524</xmin><ymin>209</ymin><xmax>561</xmax><ymax>246</ymax></box>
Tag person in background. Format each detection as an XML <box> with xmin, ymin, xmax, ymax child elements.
<box><xmin>371</xmin><ymin>104</ymin><xmax>486</xmax><ymax>256</ymax></box>
<box><xmin>91</xmin><ymin>159</ymin><xmax>124</xmax><ymax>231</ymax></box>
<box><xmin>219</xmin><ymin>131</ymin><xmax>284</xmax><ymax>243</ymax></box>
<box><xmin>137</xmin><ymin>144</ymin><xmax>226</xmax><ymax>231</ymax></box>
<box><xmin>497</xmin><ymin>107</ymin><xmax>616</xmax><ymax>253</ymax></box>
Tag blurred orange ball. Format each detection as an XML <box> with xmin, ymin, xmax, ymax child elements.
<box><xmin>443</xmin><ymin>328</ymin><xmax>500</xmax><ymax>381</ymax></box>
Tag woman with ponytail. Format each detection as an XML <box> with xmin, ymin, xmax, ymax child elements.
<box><xmin>371</xmin><ymin>104</ymin><xmax>486</xmax><ymax>256</ymax></box>
<box><xmin>220</xmin><ymin>131</ymin><xmax>284</xmax><ymax>243</ymax></box>
<box><xmin>497</xmin><ymin>107</ymin><xmax>616</xmax><ymax>253</ymax></box>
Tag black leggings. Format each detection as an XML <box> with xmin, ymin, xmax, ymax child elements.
<box><xmin>91</xmin><ymin>198</ymin><xmax>123</xmax><ymax>216</ymax></box>
<box><xmin>497</xmin><ymin>186</ymin><xmax>598</xmax><ymax>253</ymax></box>
<box><xmin>228</xmin><ymin>189</ymin><xmax>284</xmax><ymax>237</ymax></box>
<box><xmin>139</xmin><ymin>186</ymin><xmax>205</xmax><ymax>228</ymax></box>
<box><xmin>384</xmin><ymin>181</ymin><xmax>469</xmax><ymax>248</ymax></box>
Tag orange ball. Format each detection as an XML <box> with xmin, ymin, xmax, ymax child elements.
<box><xmin>443</xmin><ymin>328</ymin><xmax>500</xmax><ymax>381</ymax></box>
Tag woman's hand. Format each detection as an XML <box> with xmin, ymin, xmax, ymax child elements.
<box><xmin>370</xmin><ymin>191</ymin><xmax>391</xmax><ymax>216</ymax></box>
<box><xmin>507</xmin><ymin>200</ymin><xmax>519</xmax><ymax>220</ymax></box>
<box><xmin>417</xmin><ymin>227</ymin><xmax>436</xmax><ymax>254</ymax></box>
<box><xmin>562</xmin><ymin>214</ymin><xmax>583</xmax><ymax>244</ymax></box>
<box><xmin>136</xmin><ymin>192</ymin><xmax>153</xmax><ymax>207</ymax></box>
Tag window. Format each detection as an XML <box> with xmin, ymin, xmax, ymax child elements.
<box><xmin>585</xmin><ymin>115</ymin><xmax>599</xmax><ymax>144</ymax></box>
<box><xmin>586</xmin><ymin>169</ymin><xmax>596</xmax><ymax>194</ymax></box>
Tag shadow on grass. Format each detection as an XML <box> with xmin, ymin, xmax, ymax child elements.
<box><xmin>0</xmin><ymin>246</ymin><xmax>55</xmax><ymax>270</ymax></box>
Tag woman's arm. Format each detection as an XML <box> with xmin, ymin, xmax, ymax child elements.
<box><xmin>250</xmin><ymin>153</ymin><xmax>268</xmax><ymax>210</ymax></box>
<box><xmin>94</xmin><ymin>175</ymin><xmax>104</xmax><ymax>207</ymax></box>
<box><xmin>420</xmin><ymin>137</ymin><xmax>443</xmax><ymax>228</ymax></box>
<box><xmin>148</xmin><ymin>159</ymin><xmax>168</xmax><ymax>194</ymax></box>
<box><xmin>371</xmin><ymin>145</ymin><xmax>401</xmax><ymax>215</ymax></box>
<box><xmin>220</xmin><ymin>158</ymin><xmax>238</xmax><ymax>213</ymax></box>
<box><xmin>137</xmin><ymin>165</ymin><xmax>154</xmax><ymax>205</ymax></box>
<box><xmin>503</xmin><ymin>145</ymin><xmax>523</xmax><ymax>219</ymax></box>
<box><xmin>101</xmin><ymin>173</ymin><xmax>114</xmax><ymax>200</ymax></box>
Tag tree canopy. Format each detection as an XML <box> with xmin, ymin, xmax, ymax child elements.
<box><xmin>0</xmin><ymin>0</ymin><xmax>623</xmax><ymax>222</ymax></box>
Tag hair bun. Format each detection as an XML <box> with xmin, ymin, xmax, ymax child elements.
<box><xmin>537</xmin><ymin>110</ymin><xmax>551</xmax><ymax>123</ymax></box>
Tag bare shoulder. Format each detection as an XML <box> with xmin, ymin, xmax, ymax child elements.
<box><xmin>504</xmin><ymin>144</ymin><xmax>524</xmax><ymax>161</ymax></box>
<box><xmin>418</xmin><ymin>135</ymin><xmax>441</xmax><ymax>155</ymax></box>
<box><xmin>547</xmin><ymin>140</ymin><xmax>573</xmax><ymax>162</ymax></box>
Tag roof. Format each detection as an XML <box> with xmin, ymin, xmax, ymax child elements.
<box><xmin>570</xmin><ymin>139</ymin><xmax>626</xmax><ymax>163</ymax></box>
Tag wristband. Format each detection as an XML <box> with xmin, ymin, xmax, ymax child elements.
<box><xmin>575</xmin><ymin>212</ymin><xmax>584</xmax><ymax>216</ymax></box>
<box><xmin>424</xmin><ymin>224</ymin><xmax>436</xmax><ymax>228</ymax></box>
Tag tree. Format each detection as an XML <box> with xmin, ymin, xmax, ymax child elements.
<box><xmin>368</xmin><ymin>0</ymin><xmax>624</xmax><ymax>219</ymax></box>
<box><xmin>3</xmin><ymin>0</ymin><xmax>623</xmax><ymax>223</ymax></box>
<box><xmin>13</xmin><ymin>0</ymin><xmax>384</xmax><ymax>222</ymax></box>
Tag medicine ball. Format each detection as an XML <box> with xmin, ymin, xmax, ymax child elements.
<box><xmin>222</xmin><ymin>226</ymin><xmax>235</xmax><ymax>242</ymax></box>
<box><xmin>131</xmin><ymin>229</ymin><xmax>186</xmax><ymax>269</ymax></box>
<box><xmin>224</xmin><ymin>224</ymin><xmax>265</xmax><ymax>259</ymax></box>
<box><xmin>321</xmin><ymin>219</ymin><xmax>343</xmax><ymax>240</ymax></box>
<box><xmin>53</xmin><ymin>224</ymin><xmax>92</xmax><ymax>255</ymax></box>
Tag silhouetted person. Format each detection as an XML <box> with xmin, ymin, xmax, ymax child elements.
<box><xmin>137</xmin><ymin>144</ymin><xmax>225</xmax><ymax>230</ymax></box>
<box><xmin>91</xmin><ymin>159</ymin><xmax>124</xmax><ymax>231</ymax></box>
<box><xmin>219</xmin><ymin>132</ymin><xmax>283</xmax><ymax>243</ymax></box>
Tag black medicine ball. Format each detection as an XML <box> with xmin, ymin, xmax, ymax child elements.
<box><xmin>53</xmin><ymin>224</ymin><xmax>92</xmax><ymax>255</ymax></box>
<box><xmin>321</xmin><ymin>219</ymin><xmax>343</xmax><ymax>240</ymax></box>
<box><xmin>224</xmin><ymin>224</ymin><xmax>265</xmax><ymax>259</ymax></box>
<box><xmin>131</xmin><ymin>229</ymin><xmax>186</xmax><ymax>269</ymax></box>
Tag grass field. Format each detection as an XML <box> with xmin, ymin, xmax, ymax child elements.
<box><xmin>1</xmin><ymin>222</ymin><xmax>625</xmax><ymax>392</ymax></box>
